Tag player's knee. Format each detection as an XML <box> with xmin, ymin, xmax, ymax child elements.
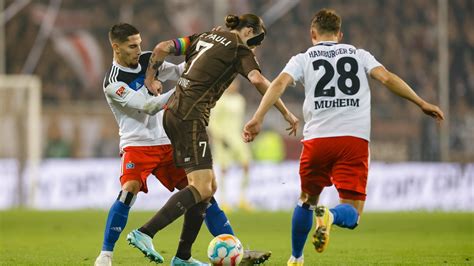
<box><xmin>338</xmin><ymin>189</ymin><xmax>366</xmax><ymax>215</ymax></box>
<box><xmin>299</xmin><ymin>192</ymin><xmax>319</xmax><ymax>206</ymax></box>
<box><xmin>122</xmin><ymin>180</ymin><xmax>141</xmax><ymax>194</ymax></box>
<box><xmin>192</xmin><ymin>183</ymin><xmax>214</xmax><ymax>200</ymax></box>
<box><xmin>199</xmin><ymin>187</ymin><xmax>214</xmax><ymax>200</ymax></box>
<box><xmin>188</xmin><ymin>170</ymin><xmax>215</xmax><ymax>199</ymax></box>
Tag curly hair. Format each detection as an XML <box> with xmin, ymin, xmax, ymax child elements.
<box><xmin>311</xmin><ymin>9</ymin><xmax>341</xmax><ymax>35</ymax></box>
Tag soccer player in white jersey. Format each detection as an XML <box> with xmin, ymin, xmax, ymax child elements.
<box><xmin>94</xmin><ymin>22</ymin><xmax>184</xmax><ymax>266</ymax></box>
<box><xmin>243</xmin><ymin>9</ymin><xmax>444</xmax><ymax>266</ymax></box>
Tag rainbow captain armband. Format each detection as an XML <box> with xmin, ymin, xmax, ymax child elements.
<box><xmin>172</xmin><ymin>37</ymin><xmax>191</xmax><ymax>56</ymax></box>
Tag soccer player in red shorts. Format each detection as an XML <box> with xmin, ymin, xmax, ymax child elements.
<box><xmin>243</xmin><ymin>9</ymin><xmax>444</xmax><ymax>266</ymax></box>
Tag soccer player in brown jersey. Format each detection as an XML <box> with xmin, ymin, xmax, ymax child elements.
<box><xmin>96</xmin><ymin>22</ymin><xmax>272</xmax><ymax>266</ymax></box>
<box><xmin>127</xmin><ymin>14</ymin><xmax>299</xmax><ymax>265</ymax></box>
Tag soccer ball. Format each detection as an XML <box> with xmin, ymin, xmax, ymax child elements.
<box><xmin>207</xmin><ymin>234</ymin><xmax>244</xmax><ymax>266</ymax></box>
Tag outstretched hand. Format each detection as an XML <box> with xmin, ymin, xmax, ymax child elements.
<box><xmin>283</xmin><ymin>111</ymin><xmax>299</xmax><ymax>136</ymax></box>
<box><xmin>420</xmin><ymin>101</ymin><xmax>445</xmax><ymax>122</ymax></box>
<box><xmin>242</xmin><ymin>112</ymin><xmax>299</xmax><ymax>143</ymax></box>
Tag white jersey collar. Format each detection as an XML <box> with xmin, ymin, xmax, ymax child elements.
<box><xmin>315</xmin><ymin>41</ymin><xmax>338</xmax><ymax>46</ymax></box>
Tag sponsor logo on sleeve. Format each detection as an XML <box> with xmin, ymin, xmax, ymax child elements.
<box><xmin>115</xmin><ymin>86</ymin><xmax>126</xmax><ymax>97</ymax></box>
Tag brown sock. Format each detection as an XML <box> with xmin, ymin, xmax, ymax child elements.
<box><xmin>175</xmin><ymin>201</ymin><xmax>208</xmax><ymax>260</ymax></box>
<box><xmin>139</xmin><ymin>186</ymin><xmax>201</xmax><ymax>238</ymax></box>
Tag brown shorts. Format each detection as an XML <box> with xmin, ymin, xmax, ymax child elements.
<box><xmin>163</xmin><ymin>109</ymin><xmax>213</xmax><ymax>173</ymax></box>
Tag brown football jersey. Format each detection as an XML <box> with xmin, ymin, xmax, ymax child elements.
<box><xmin>167</xmin><ymin>31</ymin><xmax>260</xmax><ymax>125</ymax></box>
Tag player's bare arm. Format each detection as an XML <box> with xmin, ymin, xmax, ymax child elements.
<box><xmin>145</xmin><ymin>40</ymin><xmax>177</xmax><ymax>95</ymax></box>
<box><xmin>247</xmin><ymin>70</ymin><xmax>299</xmax><ymax>139</ymax></box>
<box><xmin>244</xmin><ymin>72</ymin><xmax>297</xmax><ymax>142</ymax></box>
<box><xmin>370</xmin><ymin>66</ymin><xmax>445</xmax><ymax>121</ymax></box>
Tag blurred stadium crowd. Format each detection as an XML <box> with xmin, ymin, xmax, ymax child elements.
<box><xmin>4</xmin><ymin>0</ymin><xmax>473</xmax><ymax>161</ymax></box>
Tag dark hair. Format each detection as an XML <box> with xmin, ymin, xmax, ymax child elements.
<box><xmin>311</xmin><ymin>9</ymin><xmax>341</xmax><ymax>35</ymax></box>
<box><xmin>225</xmin><ymin>14</ymin><xmax>266</xmax><ymax>35</ymax></box>
<box><xmin>109</xmin><ymin>23</ymin><xmax>140</xmax><ymax>43</ymax></box>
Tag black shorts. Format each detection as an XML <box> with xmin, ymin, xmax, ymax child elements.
<box><xmin>163</xmin><ymin>109</ymin><xmax>213</xmax><ymax>173</ymax></box>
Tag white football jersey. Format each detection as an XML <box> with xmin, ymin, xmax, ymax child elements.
<box><xmin>282</xmin><ymin>41</ymin><xmax>382</xmax><ymax>141</ymax></box>
<box><xmin>103</xmin><ymin>51</ymin><xmax>184</xmax><ymax>151</ymax></box>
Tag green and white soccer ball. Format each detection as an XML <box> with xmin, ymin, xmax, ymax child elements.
<box><xmin>207</xmin><ymin>234</ymin><xmax>244</xmax><ymax>266</ymax></box>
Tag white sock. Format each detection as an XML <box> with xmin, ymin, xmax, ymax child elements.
<box><xmin>289</xmin><ymin>255</ymin><xmax>304</xmax><ymax>262</ymax></box>
<box><xmin>100</xmin><ymin>251</ymin><xmax>113</xmax><ymax>257</ymax></box>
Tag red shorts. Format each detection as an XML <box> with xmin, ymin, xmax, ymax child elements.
<box><xmin>299</xmin><ymin>136</ymin><xmax>369</xmax><ymax>200</ymax></box>
<box><xmin>120</xmin><ymin>145</ymin><xmax>188</xmax><ymax>193</ymax></box>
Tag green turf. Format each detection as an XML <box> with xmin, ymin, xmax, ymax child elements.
<box><xmin>0</xmin><ymin>210</ymin><xmax>473</xmax><ymax>265</ymax></box>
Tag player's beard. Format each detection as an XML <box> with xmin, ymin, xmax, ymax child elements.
<box><xmin>129</xmin><ymin>63</ymin><xmax>139</xmax><ymax>68</ymax></box>
<box><xmin>128</xmin><ymin>57</ymin><xmax>139</xmax><ymax>68</ymax></box>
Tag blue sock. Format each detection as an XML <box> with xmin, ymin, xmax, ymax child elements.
<box><xmin>204</xmin><ymin>197</ymin><xmax>234</xmax><ymax>236</ymax></box>
<box><xmin>330</xmin><ymin>203</ymin><xmax>359</xmax><ymax>229</ymax></box>
<box><xmin>102</xmin><ymin>200</ymin><xmax>131</xmax><ymax>251</ymax></box>
<box><xmin>291</xmin><ymin>202</ymin><xmax>314</xmax><ymax>258</ymax></box>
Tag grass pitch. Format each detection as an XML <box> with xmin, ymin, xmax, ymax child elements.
<box><xmin>0</xmin><ymin>210</ymin><xmax>472</xmax><ymax>265</ymax></box>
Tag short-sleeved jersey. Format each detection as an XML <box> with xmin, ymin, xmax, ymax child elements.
<box><xmin>103</xmin><ymin>51</ymin><xmax>183</xmax><ymax>151</ymax></box>
<box><xmin>167</xmin><ymin>31</ymin><xmax>260</xmax><ymax>125</ymax></box>
<box><xmin>282</xmin><ymin>41</ymin><xmax>382</xmax><ymax>141</ymax></box>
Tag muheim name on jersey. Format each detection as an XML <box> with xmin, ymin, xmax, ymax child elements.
<box><xmin>315</xmin><ymin>98</ymin><xmax>359</xmax><ymax>110</ymax></box>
